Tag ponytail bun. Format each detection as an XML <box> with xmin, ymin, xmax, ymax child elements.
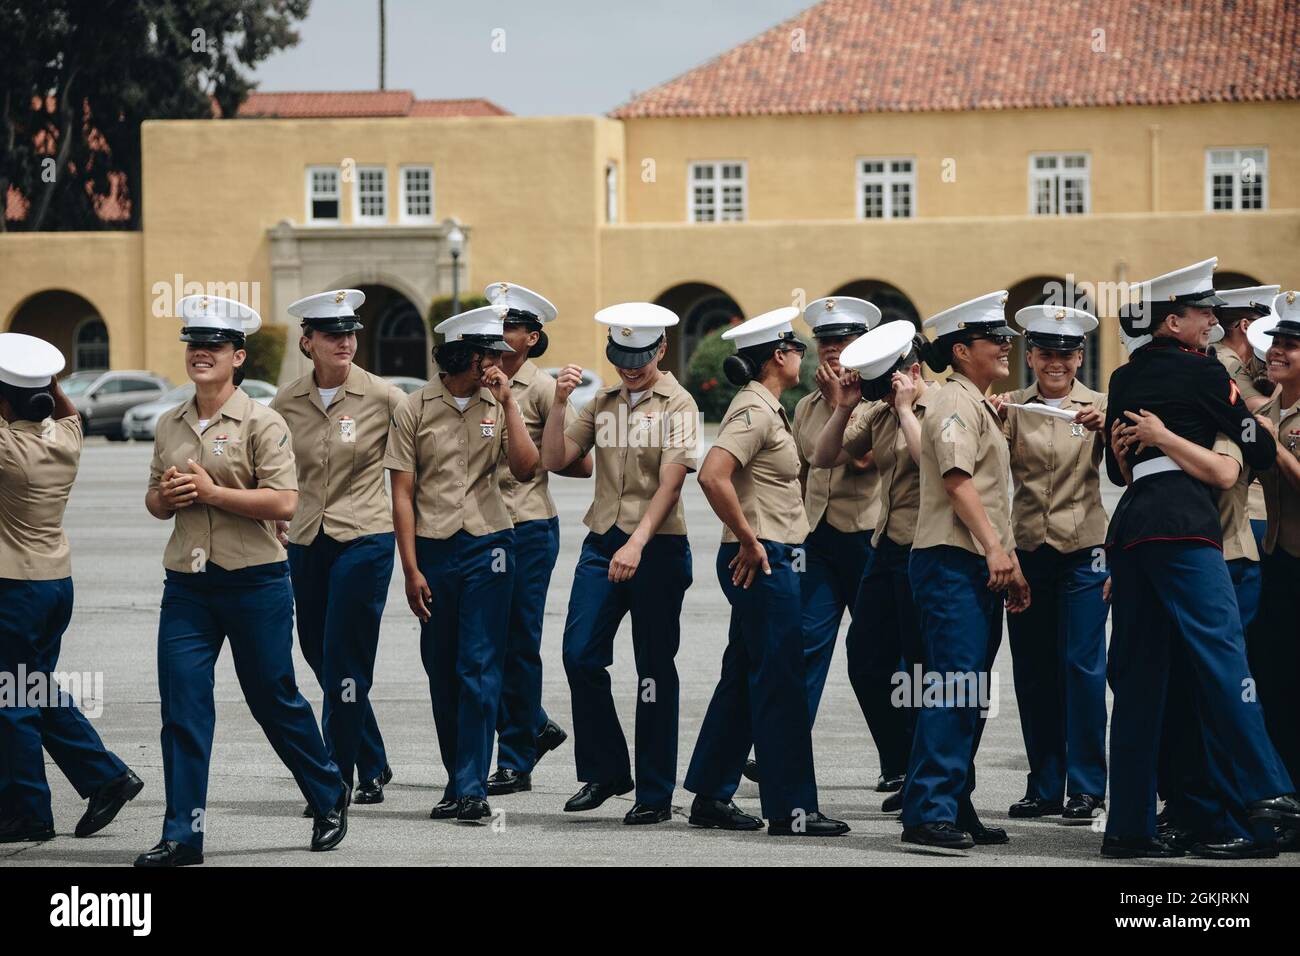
<box><xmin>918</xmin><ymin>335</ymin><xmax>952</xmax><ymax>374</ymax></box>
<box><xmin>24</xmin><ymin>390</ymin><xmax>55</xmax><ymax>421</ymax></box>
<box><xmin>722</xmin><ymin>353</ymin><xmax>756</xmax><ymax>386</ymax></box>
<box><xmin>528</xmin><ymin>329</ymin><xmax>549</xmax><ymax>359</ymax></box>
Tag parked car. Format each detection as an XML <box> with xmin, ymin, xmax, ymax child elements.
<box><xmin>122</xmin><ymin>379</ymin><xmax>277</xmax><ymax>441</ymax></box>
<box><xmin>63</xmin><ymin>370</ymin><xmax>171</xmax><ymax>441</ymax></box>
<box><xmin>542</xmin><ymin>367</ymin><xmax>603</xmax><ymax>408</ymax></box>
<box><xmin>386</xmin><ymin>376</ymin><xmax>426</xmax><ymax>395</ymax></box>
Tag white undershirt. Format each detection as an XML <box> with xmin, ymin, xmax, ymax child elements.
<box><xmin>1039</xmin><ymin>396</ymin><xmax>1066</xmax><ymax>407</ymax></box>
<box><xmin>452</xmin><ymin>395</ymin><xmax>471</xmax><ymax>411</ymax></box>
<box><xmin>629</xmin><ymin>389</ymin><xmax>649</xmax><ymax>407</ymax></box>
<box><xmin>318</xmin><ymin>386</ymin><xmax>341</xmax><ymax>408</ymax></box>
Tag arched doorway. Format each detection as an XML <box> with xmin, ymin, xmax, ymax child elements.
<box><xmin>353</xmin><ymin>284</ymin><xmax>426</xmax><ymax>378</ymax></box>
<box><xmin>1003</xmin><ymin>276</ymin><xmax>1099</xmax><ymax>393</ymax></box>
<box><xmin>830</xmin><ymin>279</ymin><xmax>921</xmax><ymax>329</ymax></box>
<box><xmin>652</xmin><ymin>282</ymin><xmax>743</xmax><ymax>378</ymax></box>
<box><xmin>6</xmin><ymin>290</ymin><xmax>108</xmax><ymax>372</ymax></box>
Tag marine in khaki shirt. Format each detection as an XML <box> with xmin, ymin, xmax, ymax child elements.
<box><xmin>383</xmin><ymin>376</ymin><xmax>514</xmax><ymax>539</ymax></box>
<box><xmin>913</xmin><ymin>372</ymin><xmax>1015</xmax><ymax>556</ymax></box>
<box><xmin>496</xmin><ymin>361</ymin><xmax>576</xmax><ymax>523</ymax></box>
<box><xmin>843</xmin><ymin>392</ymin><xmax>931</xmax><ymax>548</ymax></box>
<box><xmin>271</xmin><ymin>362</ymin><xmax>406</xmax><ymax>545</ymax></box>
<box><xmin>1211</xmin><ymin>434</ymin><xmax>1258</xmax><ymax>563</ymax></box>
<box><xmin>793</xmin><ymin>391</ymin><xmax>880</xmax><ymax>533</ymax></box>
<box><xmin>0</xmin><ymin>414</ymin><xmax>82</xmax><ymax>580</ymax></box>
<box><xmin>563</xmin><ymin>372</ymin><xmax>700</xmax><ymax>536</ymax></box>
<box><xmin>1000</xmin><ymin>379</ymin><xmax>1108</xmax><ymax>554</ymax></box>
<box><xmin>149</xmin><ymin>387</ymin><xmax>299</xmax><ymax>573</ymax></box>
<box><xmin>712</xmin><ymin>381</ymin><xmax>810</xmax><ymax>546</ymax></box>
<box><xmin>1257</xmin><ymin>393</ymin><xmax>1300</xmax><ymax>558</ymax></box>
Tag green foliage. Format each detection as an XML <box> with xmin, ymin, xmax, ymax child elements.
<box><xmin>428</xmin><ymin>294</ymin><xmax>489</xmax><ymax>342</ymax></box>
<box><xmin>686</xmin><ymin>327</ymin><xmax>817</xmax><ymax>422</ymax></box>
<box><xmin>1</xmin><ymin>0</ymin><xmax>310</xmax><ymax>232</ymax></box>
<box><xmin>241</xmin><ymin>322</ymin><xmax>286</xmax><ymax>382</ymax></box>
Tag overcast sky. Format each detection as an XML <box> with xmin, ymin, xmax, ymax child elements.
<box><xmin>249</xmin><ymin>0</ymin><xmax>813</xmax><ymax>115</ymax></box>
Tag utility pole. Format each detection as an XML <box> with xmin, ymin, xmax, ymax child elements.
<box><xmin>378</xmin><ymin>0</ymin><xmax>387</xmax><ymax>90</ymax></box>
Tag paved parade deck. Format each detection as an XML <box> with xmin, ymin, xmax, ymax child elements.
<box><xmin>2</xmin><ymin>442</ymin><xmax>1291</xmax><ymax>868</ymax></box>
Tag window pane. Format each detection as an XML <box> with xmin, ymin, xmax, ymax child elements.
<box><xmin>721</xmin><ymin>163</ymin><xmax>743</xmax><ymax>180</ymax></box>
<box><xmin>890</xmin><ymin>181</ymin><xmax>911</xmax><ymax>218</ymax></box>
<box><xmin>1062</xmin><ymin>177</ymin><xmax>1085</xmax><ymax>214</ymax></box>
<box><xmin>1209</xmin><ymin>150</ymin><xmax>1235</xmax><ymax>167</ymax></box>
<box><xmin>890</xmin><ymin>160</ymin><xmax>912</xmax><ymax>174</ymax></box>
<box><xmin>1063</xmin><ymin>154</ymin><xmax>1086</xmax><ymax>169</ymax></box>
<box><xmin>1241</xmin><ymin>174</ymin><xmax>1264</xmax><ymax>209</ymax></box>
<box><xmin>1034</xmin><ymin>178</ymin><xmax>1054</xmax><ymax>214</ymax></box>
<box><xmin>403</xmin><ymin>168</ymin><xmax>432</xmax><ymax>218</ymax></box>
<box><xmin>312</xmin><ymin>199</ymin><xmax>339</xmax><ymax>219</ymax></box>
<box><xmin>692</xmin><ymin>164</ymin><xmax>714</xmax><ymax>181</ymax></box>
<box><xmin>1212</xmin><ymin>173</ymin><xmax>1234</xmax><ymax>210</ymax></box>
<box><xmin>861</xmin><ymin>183</ymin><xmax>883</xmax><ymax>218</ymax></box>
<box><xmin>692</xmin><ymin>185</ymin><xmax>715</xmax><ymax>221</ymax></box>
<box><xmin>861</xmin><ymin>161</ymin><xmax>884</xmax><ymax>175</ymax></box>
<box><xmin>1035</xmin><ymin>156</ymin><xmax>1057</xmax><ymax>170</ymax></box>
<box><xmin>720</xmin><ymin>184</ymin><xmax>745</xmax><ymax>220</ymax></box>
<box><xmin>358</xmin><ymin>168</ymin><xmax>386</xmax><ymax>218</ymax></box>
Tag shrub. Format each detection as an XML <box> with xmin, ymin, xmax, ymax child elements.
<box><xmin>428</xmin><ymin>294</ymin><xmax>489</xmax><ymax>340</ymax></box>
<box><xmin>686</xmin><ymin>327</ymin><xmax>818</xmax><ymax>421</ymax></box>
<box><xmin>242</xmin><ymin>323</ymin><xmax>286</xmax><ymax>383</ymax></box>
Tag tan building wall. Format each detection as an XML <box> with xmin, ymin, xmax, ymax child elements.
<box><xmin>621</xmin><ymin>102</ymin><xmax>1300</xmax><ymax>222</ymax></box>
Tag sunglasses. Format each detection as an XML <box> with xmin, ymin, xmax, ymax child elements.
<box><xmin>966</xmin><ymin>333</ymin><xmax>1014</xmax><ymax>347</ymax></box>
<box><xmin>777</xmin><ymin>341</ymin><xmax>808</xmax><ymax>354</ymax></box>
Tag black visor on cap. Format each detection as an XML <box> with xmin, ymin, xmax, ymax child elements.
<box><xmin>502</xmin><ymin>309</ymin><xmax>542</xmax><ymax>330</ymax></box>
<box><xmin>1264</xmin><ymin>319</ymin><xmax>1300</xmax><ymax>339</ymax></box>
<box><xmin>459</xmin><ymin>333</ymin><xmax>513</xmax><ymax>353</ymax></box>
<box><xmin>961</xmin><ymin>321</ymin><xmax>1020</xmax><ymax>338</ymax></box>
<box><xmin>812</xmin><ymin>322</ymin><xmax>867</xmax><ymax>339</ymax></box>
<box><xmin>181</xmin><ymin>327</ymin><xmax>245</xmax><ymax>346</ymax></box>
<box><xmin>1025</xmin><ymin>332</ymin><xmax>1085</xmax><ymax>351</ymax></box>
<box><xmin>1147</xmin><ymin>289</ymin><xmax>1227</xmax><ymax>309</ymax></box>
<box><xmin>606</xmin><ymin>334</ymin><xmax>663</xmax><ymax>370</ymax></box>
<box><xmin>304</xmin><ymin>316</ymin><xmax>364</xmax><ymax>333</ymax></box>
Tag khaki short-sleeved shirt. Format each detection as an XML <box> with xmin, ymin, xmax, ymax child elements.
<box><xmin>384</xmin><ymin>376</ymin><xmax>511</xmax><ymax>540</ymax></box>
<box><xmin>844</xmin><ymin>392</ymin><xmax>931</xmax><ymax>548</ymax></box>
<box><xmin>913</xmin><ymin>372</ymin><xmax>1015</xmax><ymax>556</ymax></box>
<box><xmin>793</xmin><ymin>391</ymin><xmax>880</xmax><ymax>533</ymax></box>
<box><xmin>1221</xmin><ymin>350</ymin><xmax>1271</xmax><ymax>522</ymax></box>
<box><xmin>0</xmin><ymin>416</ymin><xmax>81</xmax><ymax>580</ymax></box>
<box><xmin>150</xmin><ymin>388</ymin><xmax>298</xmax><ymax>574</ymax></box>
<box><xmin>271</xmin><ymin>363</ymin><xmax>406</xmax><ymax>545</ymax></box>
<box><xmin>712</xmin><ymin>381</ymin><xmax>810</xmax><ymax>546</ymax></box>
<box><xmin>1002</xmin><ymin>380</ymin><xmax>1107</xmax><ymax>554</ymax></box>
<box><xmin>1258</xmin><ymin>395</ymin><xmax>1300</xmax><ymax>559</ymax></box>
<box><xmin>496</xmin><ymin>361</ymin><xmax>573</xmax><ymax>524</ymax></box>
<box><xmin>1212</xmin><ymin>434</ymin><xmax>1257</xmax><ymax>562</ymax></box>
<box><xmin>565</xmin><ymin>372</ymin><xmax>699</xmax><ymax>536</ymax></box>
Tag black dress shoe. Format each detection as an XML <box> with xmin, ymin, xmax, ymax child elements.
<box><xmin>354</xmin><ymin>777</ymin><xmax>385</xmax><ymax>805</ymax></box>
<box><xmin>1159</xmin><ymin>825</ymin><xmax>1201</xmax><ymax>852</ymax></box>
<box><xmin>310</xmin><ymin>789</ymin><xmax>349</xmax><ymax>852</ymax></box>
<box><xmin>687</xmin><ymin>796</ymin><xmax>763</xmax><ymax>831</ymax></box>
<box><xmin>957</xmin><ymin>807</ymin><xmax>1009</xmax><ymax>845</ymax></box>
<box><xmin>1100</xmin><ymin>835</ymin><xmax>1184</xmax><ymax>859</ymax></box>
<box><xmin>564</xmin><ymin>778</ymin><xmax>634</xmax><ymax>812</ymax></box>
<box><xmin>1190</xmin><ymin>837</ymin><xmax>1279</xmax><ymax>860</ymax></box>
<box><xmin>1061</xmin><ymin>794</ymin><xmax>1104</xmax><ymax>825</ymax></box>
<box><xmin>533</xmin><ymin>720</ymin><xmax>568</xmax><ymax>767</ymax></box>
<box><xmin>134</xmin><ymin>840</ymin><xmax>203</xmax><ymax>867</ymax></box>
<box><xmin>1009</xmin><ymin>796</ymin><xmax>1064</xmax><ymax>818</ymax></box>
<box><xmin>0</xmin><ymin>816</ymin><xmax>55</xmax><ymax>844</ymax></box>
<box><xmin>902</xmin><ymin>822</ymin><xmax>974</xmax><ymax>850</ymax></box>
<box><xmin>1247</xmin><ymin>794</ymin><xmax>1300</xmax><ymax>829</ymax></box>
<box><xmin>457</xmin><ymin>796</ymin><xmax>491</xmax><ymax>823</ymax></box>
<box><xmin>486</xmin><ymin>768</ymin><xmax>532</xmax><ymax>795</ymax></box>
<box><xmin>378</xmin><ymin>763</ymin><xmax>394</xmax><ymax>786</ymax></box>
<box><xmin>768</xmin><ymin>812</ymin><xmax>850</xmax><ymax>836</ymax></box>
<box><xmin>430</xmin><ymin>797</ymin><xmax>459</xmax><ymax>819</ymax></box>
<box><xmin>742</xmin><ymin>758</ymin><xmax>760</xmax><ymax>783</ymax></box>
<box><xmin>624</xmin><ymin>803</ymin><xmax>671</xmax><ymax>825</ymax></box>
<box><xmin>75</xmin><ymin>769</ymin><xmax>144</xmax><ymax>838</ymax></box>
<box><xmin>1278</xmin><ymin>826</ymin><xmax>1299</xmax><ymax>852</ymax></box>
<box><xmin>881</xmin><ymin>790</ymin><xmax>904</xmax><ymax>813</ymax></box>
<box><xmin>876</xmin><ymin>772</ymin><xmax>905</xmax><ymax>793</ymax></box>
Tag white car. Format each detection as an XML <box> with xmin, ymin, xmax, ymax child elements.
<box><xmin>122</xmin><ymin>380</ymin><xmax>278</xmax><ymax>441</ymax></box>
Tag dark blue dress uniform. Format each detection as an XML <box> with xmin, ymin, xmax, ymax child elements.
<box><xmin>273</xmin><ymin>352</ymin><xmax>406</xmax><ymax>797</ymax></box>
<box><xmin>150</xmin><ymin>387</ymin><xmax>347</xmax><ymax>853</ymax></box>
<box><xmin>1104</xmin><ymin>275</ymin><xmax>1294</xmax><ymax>851</ymax></box>
<box><xmin>384</xmin><ymin>370</ymin><xmax>517</xmax><ymax>806</ymax></box>
<box><xmin>0</xmin><ymin>365</ymin><xmax>133</xmax><ymax>840</ymax></box>
<box><xmin>685</xmin><ymin>378</ymin><xmax>823</xmax><ymax>823</ymax></box>
<box><xmin>560</xmin><ymin>369</ymin><xmax>698</xmax><ymax>810</ymax></box>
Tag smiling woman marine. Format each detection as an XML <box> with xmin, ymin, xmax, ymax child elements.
<box><xmin>137</xmin><ymin>295</ymin><xmax>348</xmax><ymax>868</ymax></box>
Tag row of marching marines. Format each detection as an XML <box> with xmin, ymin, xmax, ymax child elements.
<box><xmin>1</xmin><ymin>258</ymin><xmax>1298</xmax><ymax>864</ymax></box>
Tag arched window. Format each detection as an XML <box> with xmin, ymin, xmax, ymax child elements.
<box><xmin>375</xmin><ymin>300</ymin><xmax>427</xmax><ymax>377</ymax></box>
<box><xmin>74</xmin><ymin>318</ymin><xmax>110</xmax><ymax>371</ymax></box>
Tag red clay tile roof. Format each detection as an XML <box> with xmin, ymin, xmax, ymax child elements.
<box><xmin>611</xmin><ymin>0</ymin><xmax>1300</xmax><ymax>118</ymax></box>
<box><xmin>238</xmin><ymin>90</ymin><xmax>509</xmax><ymax>118</ymax></box>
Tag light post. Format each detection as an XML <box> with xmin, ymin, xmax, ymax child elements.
<box><xmin>448</xmin><ymin>225</ymin><xmax>465</xmax><ymax>316</ymax></box>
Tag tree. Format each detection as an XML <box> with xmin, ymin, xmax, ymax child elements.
<box><xmin>0</xmin><ymin>0</ymin><xmax>310</xmax><ymax>233</ymax></box>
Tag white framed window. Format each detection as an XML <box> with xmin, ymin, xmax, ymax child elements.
<box><xmin>857</xmin><ymin>157</ymin><xmax>916</xmax><ymax>219</ymax></box>
<box><xmin>73</xmin><ymin>317</ymin><xmax>109</xmax><ymax>370</ymax></box>
<box><xmin>399</xmin><ymin>165</ymin><xmax>434</xmax><ymax>224</ymax></box>
<box><xmin>605</xmin><ymin>162</ymin><xmax>618</xmax><ymax>223</ymax></box>
<box><xmin>1206</xmin><ymin>148</ymin><xmax>1267</xmax><ymax>211</ymax></box>
<box><xmin>306</xmin><ymin>166</ymin><xmax>340</xmax><ymax>224</ymax></box>
<box><xmin>352</xmin><ymin>165</ymin><xmax>388</xmax><ymax>224</ymax></box>
<box><xmin>1028</xmin><ymin>152</ymin><xmax>1090</xmax><ymax>215</ymax></box>
<box><xmin>688</xmin><ymin>161</ymin><xmax>746</xmax><ymax>222</ymax></box>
